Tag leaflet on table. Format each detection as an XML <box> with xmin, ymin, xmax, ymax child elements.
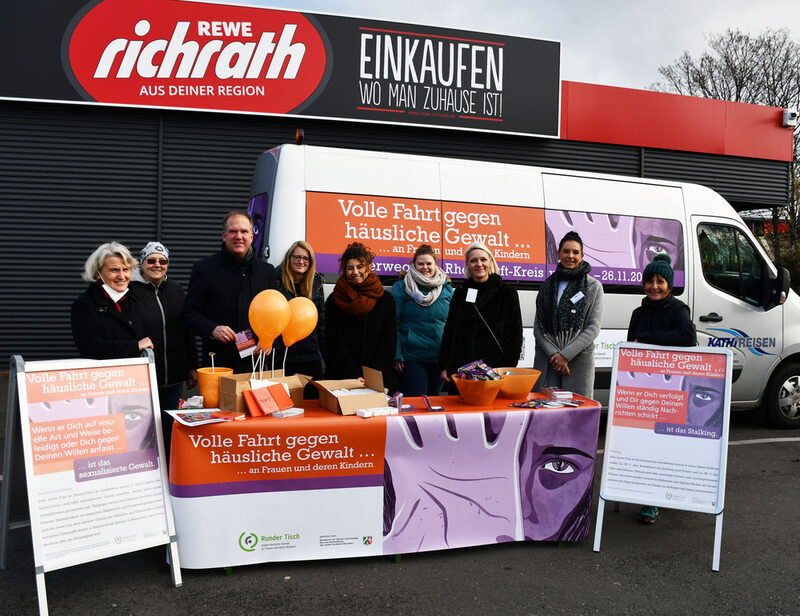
<box><xmin>167</xmin><ymin>409</ymin><xmax>245</xmax><ymax>426</ymax></box>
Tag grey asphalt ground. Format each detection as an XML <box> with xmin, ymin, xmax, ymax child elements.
<box><xmin>1</xmin><ymin>377</ymin><xmax>798</xmax><ymax>615</ymax></box>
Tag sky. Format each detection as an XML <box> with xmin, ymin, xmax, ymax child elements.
<box><xmin>217</xmin><ymin>0</ymin><xmax>800</xmax><ymax>91</ymax></box>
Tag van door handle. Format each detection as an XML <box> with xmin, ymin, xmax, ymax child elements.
<box><xmin>699</xmin><ymin>312</ymin><xmax>723</xmax><ymax>323</ymax></box>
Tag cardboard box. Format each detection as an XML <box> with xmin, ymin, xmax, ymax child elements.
<box><xmin>313</xmin><ymin>366</ymin><xmax>387</xmax><ymax>415</ymax></box>
<box><xmin>218</xmin><ymin>371</ymin><xmax>310</xmax><ymax>412</ymax></box>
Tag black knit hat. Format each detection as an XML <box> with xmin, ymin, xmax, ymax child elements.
<box><xmin>643</xmin><ymin>253</ymin><xmax>674</xmax><ymax>288</ymax></box>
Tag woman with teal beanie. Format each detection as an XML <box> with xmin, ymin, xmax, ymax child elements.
<box><xmin>627</xmin><ymin>252</ymin><xmax>697</xmax><ymax>524</ymax></box>
<box><xmin>391</xmin><ymin>245</ymin><xmax>453</xmax><ymax>396</ymax></box>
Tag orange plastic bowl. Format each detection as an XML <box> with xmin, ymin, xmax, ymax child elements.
<box><xmin>451</xmin><ymin>375</ymin><xmax>504</xmax><ymax>406</ymax></box>
<box><xmin>495</xmin><ymin>367</ymin><xmax>542</xmax><ymax>399</ymax></box>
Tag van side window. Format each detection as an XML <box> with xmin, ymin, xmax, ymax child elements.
<box><xmin>697</xmin><ymin>224</ymin><xmax>763</xmax><ymax>306</ymax></box>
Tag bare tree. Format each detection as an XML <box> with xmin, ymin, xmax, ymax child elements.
<box><xmin>652</xmin><ymin>28</ymin><xmax>800</xmax><ymax>271</ymax></box>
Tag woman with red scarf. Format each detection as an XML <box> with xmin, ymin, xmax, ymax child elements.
<box><xmin>325</xmin><ymin>242</ymin><xmax>397</xmax><ymax>392</ymax></box>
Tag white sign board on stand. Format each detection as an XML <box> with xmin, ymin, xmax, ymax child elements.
<box><xmin>4</xmin><ymin>353</ymin><xmax>181</xmax><ymax>615</ymax></box>
<box><xmin>593</xmin><ymin>343</ymin><xmax>732</xmax><ymax>570</ymax></box>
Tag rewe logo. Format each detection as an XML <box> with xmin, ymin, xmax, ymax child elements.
<box><xmin>93</xmin><ymin>20</ymin><xmax>307</xmax><ymax>81</ymax></box>
<box><xmin>67</xmin><ymin>0</ymin><xmax>328</xmax><ymax>114</ymax></box>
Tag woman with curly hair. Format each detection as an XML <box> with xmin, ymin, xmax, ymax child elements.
<box><xmin>325</xmin><ymin>242</ymin><xmax>397</xmax><ymax>391</ymax></box>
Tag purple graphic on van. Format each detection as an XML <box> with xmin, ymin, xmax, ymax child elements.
<box><xmin>546</xmin><ymin>211</ymin><xmax>685</xmax><ymax>288</ymax></box>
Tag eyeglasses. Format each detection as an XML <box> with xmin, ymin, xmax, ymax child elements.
<box><xmin>291</xmin><ymin>255</ymin><xmax>310</xmax><ymax>263</ymax></box>
<box><xmin>145</xmin><ymin>258</ymin><xmax>168</xmax><ymax>266</ymax></box>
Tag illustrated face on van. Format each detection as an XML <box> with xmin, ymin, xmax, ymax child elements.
<box><xmin>631</xmin><ymin>216</ymin><xmax>684</xmax><ymax>270</ymax></box>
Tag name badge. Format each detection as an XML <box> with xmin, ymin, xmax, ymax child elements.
<box><xmin>570</xmin><ymin>291</ymin><xmax>585</xmax><ymax>304</ymax></box>
<box><xmin>466</xmin><ymin>288</ymin><xmax>478</xmax><ymax>304</ymax></box>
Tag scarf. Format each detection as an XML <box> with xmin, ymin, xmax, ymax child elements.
<box><xmin>404</xmin><ymin>266</ymin><xmax>448</xmax><ymax>306</ymax></box>
<box><xmin>101</xmin><ymin>282</ymin><xmax>129</xmax><ymax>305</ymax></box>
<box><xmin>333</xmin><ymin>272</ymin><xmax>384</xmax><ymax>316</ymax></box>
<box><xmin>536</xmin><ymin>261</ymin><xmax>592</xmax><ymax>344</ymax></box>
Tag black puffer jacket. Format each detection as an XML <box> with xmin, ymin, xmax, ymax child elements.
<box><xmin>71</xmin><ymin>281</ymin><xmax>147</xmax><ymax>359</ymax></box>
<box><xmin>131</xmin><ymin>273</ymin><xmax>198</xmax><ymax>386</ymax></box>
<box><xmin>272</xmin><ymin>270</ymin><xmax>327</xmax><ymax>364</ymax></box>
<box><xmin>439</xmin><ymin>274</ymin><xmax>523</xmax><ymax>374</ymax></box>
<box><xmin>627</xmin><ymin>294</ymin><xmax>697</xmax><ymax>347</ymax></box>
<box><xmin>182</xmin><ymin>246</ymin><xmax>275</xmax><ymax>372</ymax></box>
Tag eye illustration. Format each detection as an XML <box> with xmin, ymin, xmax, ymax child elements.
<box><xmin>542</xmin><ymin>459</ymin><xmax>575</xmax><ymax>474</ymax></box>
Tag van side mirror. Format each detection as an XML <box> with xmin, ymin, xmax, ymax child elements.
<box><xmin>763</xmin><ymin>266</ymin><xmax>790</xmax><ymax>310</ymax></box>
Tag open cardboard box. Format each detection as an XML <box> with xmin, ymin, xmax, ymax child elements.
<box><xmin>313</xmin><ymin>366</ymin><xmax>386</xmax><ymax>415</ymax></box>
<box><xmin>219</xmin><ymin>370</ymin><xmax>310</xmax><ymax>413</ymax></box>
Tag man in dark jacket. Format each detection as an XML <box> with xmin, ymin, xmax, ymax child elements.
<box><xmin>182</xmin><ymin>211</ymin><xmax>275</xmax><ymax>372</ymax></box>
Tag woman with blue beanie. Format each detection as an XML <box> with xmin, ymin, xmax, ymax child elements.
<box><xmin>627</xmin><ymin>253</ymin><xmax>697</xmax><ymax>523</ymax></box>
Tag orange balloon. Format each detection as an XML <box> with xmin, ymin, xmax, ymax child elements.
<box><xmin>248</xmin><ymin>290</ymin><xmax>290</xmax><ymax>349</ymax></box>
<box><xmin>283</xmin><ymin>297</ymin><xmax>319</xmax><ymax>346</ymax></box>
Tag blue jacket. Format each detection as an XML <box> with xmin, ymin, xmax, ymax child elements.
<box><xmin>391</xmin><ymin>278</ymin><xmax>453</xmax><ymax>365</ymax></box>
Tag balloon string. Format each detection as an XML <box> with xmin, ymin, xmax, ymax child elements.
<box><xmin>270</xmin><ymin>347</ymin><xmax>275</xmax><ymax>378</ymax></box>
<box><xmin>282</xmin><ymin>347</ymin><xmax>287</xmax><ymax>376</ymax></box>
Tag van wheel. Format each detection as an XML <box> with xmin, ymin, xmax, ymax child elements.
<box><xmin>766</xmin><ymin>363</ymin><xmax>800</xmax><ymax>429</ymax></box>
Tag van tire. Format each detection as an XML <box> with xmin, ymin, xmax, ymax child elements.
<box><xmin>766</xmin><ymin>363</ymin><xmax>800</xmax><ymax>429</ymax></box>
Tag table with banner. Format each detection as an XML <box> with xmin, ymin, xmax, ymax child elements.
<box><xmin>169</xmin><ymin>395</ymin><xmax>601</xmax><ymax>569</ymax></box>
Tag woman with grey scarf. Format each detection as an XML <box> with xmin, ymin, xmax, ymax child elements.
<box><xmin>391</xmin><ymin>245</ymin><xmax>453</xmax><ymax>396</ymax></box>
<box><xmin>533</xmin><ymin>231</ymin><xmax>603</xmax><ymax>398</ymax></box>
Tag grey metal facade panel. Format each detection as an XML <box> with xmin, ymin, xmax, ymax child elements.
<box><xmin>0</xmin><ymin>99</ymin><xmax>792</xmax><ymax>362</ymax></box>
<box><xmin>643</xmin><ymin>149</ymin><xmax>790</xmax><ymax>208</ymax></box>
<box><xmin>0</xmin><ymin>102</ymin><xmax>160</xmax><ymax>361</ymax></box>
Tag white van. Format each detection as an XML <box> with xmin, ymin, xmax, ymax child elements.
<box><xmin>248</xmin><ymin>144</ymin><xmax>799</xmax><ymax>427</ymax></box>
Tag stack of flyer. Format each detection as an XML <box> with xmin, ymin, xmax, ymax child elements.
<box><xmin>543</xmin><ymin>387</ymin><xmax>574</xmax><ymax>400</ymax></box>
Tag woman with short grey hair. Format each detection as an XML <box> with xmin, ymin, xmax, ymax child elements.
<box><xmin>81</xmin><ymin>241</ymin><xmax>138</xmax><ymax>282</ymax></box>
<box><xmin>71</xmin><ymin>242</ymin><xmax>153</xmax><ymax>359</ymax></box>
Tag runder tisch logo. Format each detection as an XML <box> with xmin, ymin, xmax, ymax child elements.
<box><xmin>239</xmin><ymin>531</ymin><xmax>259</xmax><ymax>552</ymax></box>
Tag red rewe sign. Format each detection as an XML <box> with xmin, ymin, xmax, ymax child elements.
<box><xmin>67</xmin><ymin>0</ymin><xmax>328</xmax><ymax>114</ymax></box>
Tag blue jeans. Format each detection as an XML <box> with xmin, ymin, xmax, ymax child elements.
<box><xmin>399</xmin><ymin>360</ymin><xmax>443</xmax><ymax>396</ymax></box>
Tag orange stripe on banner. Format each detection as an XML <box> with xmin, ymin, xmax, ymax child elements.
<box><xmin>169</xmin><ymin>408</ymin><xmax>386</xmax><ymax>486</ymax></box>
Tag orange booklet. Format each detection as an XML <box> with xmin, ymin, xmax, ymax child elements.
<box><xmin>244</xmin><ymin>383</ymin><xmax>294</xmax><ymax>416</ymax></box>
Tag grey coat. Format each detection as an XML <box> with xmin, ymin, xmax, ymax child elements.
<box><xmin>533</xmin><ymin>275</ymin><xmax>603</xmax><ymax>398</ymax></box>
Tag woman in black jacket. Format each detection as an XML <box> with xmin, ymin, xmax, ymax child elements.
<box><xmin>130</xmin><ymin>241</ymin><xmax>198</xmax><ymax>411</ymax></box>
<box><xmin>273</xmin><ymin>241</ymin><xmax>326</xmax><ymax>398</ymax></box>
<box><xmin>439</xmin><ymin>242</ymin><xmax>523</xmax><ymax>392</ymax></box>
<box><xmin>71</xmin><ymin>242</ymin><xmax>153</xmax><ymax>359</ymax></box>
<box><xmin>627</xmin><ymin>253</ymin><xmax>696</xmax><ymax>525</ymax></box>
<box><xmin>627</xmin><ymin>253</ymin><xmax>696</xmax><ymax>348</ymax></box>
<box><xmin>325</xmin><ymin>242</ymin><xmax>397</xmax><ymax>392</ymax></box>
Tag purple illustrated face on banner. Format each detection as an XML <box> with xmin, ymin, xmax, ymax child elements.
<box><xmin>517</xmin><ymin>408</ymin><xmax>598</xmax><ymax>541</ymax></box>
<box><xmin>382</xmin><ymin>407</ymin><xmax>600</xmax><ymax>552</ymax></box>
<box><xmin>108</xmin><ymin>392</ymin><xmax>156</xmax><ymax>450</ymax></box>
<box><xmin>683</xmin><ymin>376</ymin><xmax>725</xmax><ymax>428</ymax></box>
<box><xmin>27</xmin><ymin>397</ymin><xmax>108</xmax><ymax>422</ymax></box>
<box><xmin>247</xmin><ymin>194</ymin><xmax>270</xmax><ymax>259</ymax></box>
